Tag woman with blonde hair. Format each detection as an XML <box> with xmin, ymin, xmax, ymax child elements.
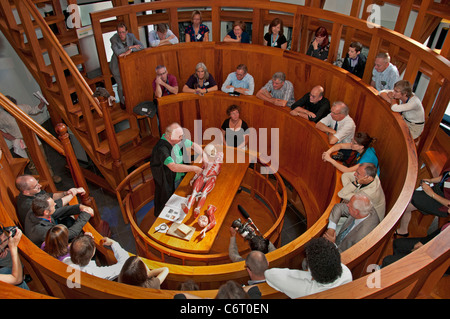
<box><xmin>185</xmin><ymin>10</ymin><xmax>209</xmax><ymax>42</ymax></box>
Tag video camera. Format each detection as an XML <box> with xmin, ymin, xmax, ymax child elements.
<box><xmin>231</xmin><ymin>205</ymin><xmax>262</xmax><ymax>241</ymax></box>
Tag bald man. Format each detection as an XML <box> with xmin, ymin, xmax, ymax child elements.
<box><xmin>289</xmin><ymin>85</ymin><xmax>330</xmax><ymax>123</ymax></box>
<box><xmin>150</xmin><ymin>123</ymin><xmax>204</xmax><ymax>217</ymax></box>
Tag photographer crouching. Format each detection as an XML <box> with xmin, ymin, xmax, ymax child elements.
<box><xmin>0</xmin><ymin>226</ymin><xmax>29</xmax><ymax>289</ymax></box>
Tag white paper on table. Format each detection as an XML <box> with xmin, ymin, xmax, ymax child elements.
<box><xmin>158</xmin><ymin>194</ymin><xmax>188</xmax><ymax>223</ymax></box>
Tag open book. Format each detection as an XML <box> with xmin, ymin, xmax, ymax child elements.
<box><xmin>33</xmin><ymin>91</ymin><xmax>49</xmax><ymax>105</ymax></box>
<box><xmin>158</xmin><ymin>194</ymin><xmax>187</xmax><ymax>223</ymax></box>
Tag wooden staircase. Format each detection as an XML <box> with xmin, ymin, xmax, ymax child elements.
<box><xmin>0</xmin><ymin>0</ymin><xmax>158</xmax><ymax>191</ymax></box>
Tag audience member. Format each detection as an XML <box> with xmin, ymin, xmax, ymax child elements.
<box><xmin>215</xmin><ymin>280</ymin><xmax>261</xmax><ymax>299</ymax></box>
<box><xmin>315</xmin><ymin>101</ymin><xmax>355</xmax><ymax>144</ymax></box>
<box><xmin>341</xmin><ymin>41</ymin><xmax>367</xmax><ymax>78</ymax></box>
<box><xmin>306</xmin><ymin>26</ymin><xmax>329</xmax><ymax>61</ymax></box>
<box><xmin>63</xmin><ymin>234</ymin><xmax>129</xmax><ymax>281</ymax></box>
<box><xmin>148</xmin><ymin>23</ymin><xmax>179</xmax><ymax>47</ymax></box>
<box><xmin>182</xmin><ymin>62</ymin><xmax>218</xmax><ymax>95</ymax></box>
<box><xmin>264</xmin><ymin>237</ymin><xmax>352</xmax><ymax>298</ymax></box>
<box><xmin>395</xmin><ymin>165</ymin><xmax>450</xmax><ymax>237</ymax></box>
<box><xmin>229</xmin><ymin>227</ymin><xmax>275</xmax><ymax>262</ymax></box>
<box><xmin>221</xmin><ymin>104</ymin><xmax>249</xmax><ymax>149</ymax></box>
<box><xmin>379</xmin><ymin>80</ymin><xmax>425</xmax><ymax>140</ymax></box>
<box><xmin>370</xmin><ymin>52</ymin><xmax>399</xmax><ymax>91</ymax></box>
<box><xmin>15</xmin><ymin>174</ymin><xmax>87</xmax><ymax>227</ymax></box>
<box><xmin>152</xmin><ymin>65</ymin><xmax>178</xmax><ymax>98</ymax></box>
<box><xmin>263</xmin><ymin>18</ymin><xmax>287</xmax><ymax>49</ymax></box>
<box><xmin>289</xmin><ymin>85</ymin><xmax>330</xmax><ymax>123</ymax></box>
<box><xmin>338</xmin><ymin>163</ymin><xmax>386</xmax><ymax>221</ymax></box>
<box><xmin>223</xmin><ymin>21</ymin><xmax>250</xmax><ymax>43</ymax></box>
<box><xmin>150</xmin><ymin>123</ymin><xmax>204</xmax><ymax>217</ymax></box>
<box><xmin>178</xmin><ymin>279</ymin><xmax>199</xmax><ymax>291</ymax></box>
<box><xmin>109</xmin><ymin>22</ymin><xmax>143</xmax><ymax>106</ymax></box>
<box><xmin>321</xmin><ymin>131</ymin><xmax>379</xmax><ymax>174</ymax></box>
<box><xmin>0</xmin><ymin>227</ymin><xmax>29</xmax><ymax>289</ymax></box>
<box><xmin>221</xmin><ymin>64</ymin><xmax>255</xmax><ymax>95</ymax></box>
<box><xmin>1</xmin><ymin>95</ymin><xmax>61</xmax><ymax>183</ymax></box>
<box><xmin>118</xmin><ymin>256</ymin><xmax>169</xmax><ymax>288</ymax></box>
<box><xmin>323</xmin><ymin>193</ymin><xmax>380</xmax><ymax>252</ymax></box>
<box><xmin>185</xmin><ymin>10</ymin><xmax>209</xmax><ymax>42</ymax></box>
<box><xmin>256</xmin><ymin>72</ymin><xmax>295</xmax><ymax>107</ymax></box>
<box><xmin>245</xmin><ymin>250</ymin><xmax>268</xmax><ymax>285</ymax></box>
<box><xmin>41</xmin><ymin>224</ymin><xmax>70</xmax><ymax>261</ymax></box>
<box><xmin>382</xmin><ymin>222</ymin><xmax>449</xmax><ymax>268</ymax></box>
<box><xmin>25</xmin><ymin>193</ymin><xmax>93</xmax><ymax>247</ymax></box>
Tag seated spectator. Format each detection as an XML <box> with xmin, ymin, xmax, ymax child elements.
<box><xmin>16</xmin><ymin>174</ymin><xmax>86</xmax><ymax>227</ymax></box>
<box><xmin>321</xmin><ymin>131</ymin><xmax>379</xmax><ymax>174</ymax></box>
<box><xmin>382</xmin><ymin>222</ymin><xmax>449</xmax><ymax>268</ymax></box>
<box><xmin>0</xmin><ymin>227</ymin><xmax>29</xmax><ymax>289</ymax></box>
<box><xmin>306</xmin><ymin>26</ymin><xmax>329</xmax><ymax>61</ymax></box>
<box><xmin>315</xmin><ymin>101</ymin><xmax>355</xmax><ymax>144</ymax></box>
<box><xmin>229</xmin><ymin>227</ymin><xmax>275</xmax><ymax>263</ymax></box>
<box><xmin>263</xmin><ymin>18</ymin><xmax>287</xmax><ymax>49</ymax></box>
<box><xmin>264</xmin><ymin>237</ymin><xmax>352</xmax><ymax>298</ymax></box>
<box><xmin>148</xmin><ymin>23</ymin><xmax>179</xmax><ymax>48</ymax></box>
<box><xmin>118</xmin><ymin>256</ymin><xmax>169</xmax><ymax>289</ymax></box>
<box><xmin>178</xmin><ymin>279</ymin><xmax>199</xmax><ymax>291</ymax></box>
<box><xmin>185</xmin><ymin>10</ymin><xmax>209</xmax><ymax>42</ymax></box>
<box><xmin>215</xmin><ymin>280</ymin><xmax>261</xmax><ymax>299</ymax></box>
<box><xmin>221</xmin><ymin>104</ymin><xmax>249</xmax><ymax>149</ymax></box>
<box><xmin>221</xmin><ymin>64</ymin><xmax>255</xmax><ymax>95</ymax></box>
<box><xmin>41</xmin><ymin>224</ymin><xmax>70</xmax><ymax>261</ymax></box>
<box><xmin>341</xmin><ymin>41</ymin><xmax>366</xmax><ymax>78</ymax></box>
<box><xmin>379</xmin><ymin>80</ymin><xmax>425</xmax><ymax>140</ymax></box>
<box><xmin>182</xmin><ymin>62</ymin><xmax>218</xmax><ymax>95</ymax></box>
<box><xmin>395</xmin><ymin>165</ymin><xmax>450</xmax><ymax>237</ymax></box>
<box><xmin>152</xmin><ymin>65</ymin><xmax>178</xmax><ymax>98</ymax></box>
<box><xmin>223</xmin><ymin>21</ymin><xmax>250</xmax><ymax>43</ymax></box>
<box><xmin>63</xmin><ymin>234</ymin><xmax>129</xmax><ymax>281</ymax></box>
<box><xmin>256</xmin><ymin>72</ymin><xmax>295</xmax><ymax>107</ymax></box>
<box><xmin>370</xmin><ymin>52</ymin><xmax>399</xmax><ymax>91</ymax></box>
<box><xmin>323</xmin><ymin>193</ymin><xmax>380</xmax><ymax>252</ymax></box>
<box><xmin>289</xmin><ymin>85</ymin><xmax>330</xmax><ymax>123</ymax></box>
<box><xmin>245</xmin><ymin>251</ymin><xmax>268</xmax><ymax>285</ymax></box>
<box><xmin>338</xmin><ymin>163</ymin><xmax>386</xmax><ymax>221</ymax></box>
<box><xmin>25</xmin><ymin>193</ymin><xmax>93</xmax><ymax>247</ymax></box>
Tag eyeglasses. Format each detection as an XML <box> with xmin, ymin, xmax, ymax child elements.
<box><xmin>157</xmin><ymin>70</ymin><xmax>167</xmax><ymax>76</ymax></box>
<box><xmin>29</xmin><ymin>179</ymin><xmax>40</xmax><ymax>190</ymax></box>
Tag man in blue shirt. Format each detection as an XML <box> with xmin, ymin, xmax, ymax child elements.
<box><xmin>221</xmin><ymin>64</ymin><xmax>255</xmax><ymax>95</ymax></box>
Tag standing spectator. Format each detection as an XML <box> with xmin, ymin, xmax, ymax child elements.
<box><xmin>370</xmin><ymin>52</ymin><xmax>399</xmax><ymax>91</ymax></box>
<box><xmin>315</xmin><ymin>101</ymin><xmax>356</xmax><ymax>145</ymax></box>
<box><xmin>306</xmin><ymin>26</ymin><xmax>330</xmax><ymax>61</ymax></box>
<box><xmin>109</xmin><ymin>22</ymin><xmax>144</xmax><ymax>107</ymax></box>
<box><xmin>221</xmin><ymin>64</ymin><xmax>255</xmax><ymax>95</ymax></box>
<box><xmin>264</xmin><ymin>237</ymin><xmax>352</xmax><ymax>298</ymax></box>
<box><xmin>263</xmin><ymin>18</ymin><xmax>287</xmax><ymax>49</ymax></box>
<box><xmin>63</xmin><ymin>234</ymin><xmax>129</xmax><ymax>281</ymax></box>
<box><xmin>152</xmin><ymin>65</ymin><xmax>178</xmax><ymax>98</ymax></box>
<box><xmin>185</xmin><ymin>10</ymin><xmax>209</xmax><ymax>42</ymax></box>
<box><xmin>182</xmin><ymin>62</ymin><xmax>218</xmax><ymax>95</ymax></box>
<box><xmin>379</xmin><ymin>80</ymin><xmax>425</xmax><ymax>140</ymax></box>
<box><xmin>256</xmin><ymin>72</ymin><xmax>295</xmax><ymax>107</ymax></box>
<box><xmin>119</xmin><ymin>256</ymin><xmax>169</xmax><ymax>288</ymax></box>
<box><xmin>341</xmin><ymin>42</ymin><xmax>367</xmax><ymax>78</ymax></box>
<box><xmin>223</xmin><ymin>21</ymin><xmax>250</xmax><ymax>43</ymax></box>
<box><xmin>289</xmin><ymin>85</ymin><xmax>330</xmax><ymax>123</ymax></box>
<box><xmin>148</xmin><ymin>23</ymin><xmax>179</xmax><ymax>48</ymax></box>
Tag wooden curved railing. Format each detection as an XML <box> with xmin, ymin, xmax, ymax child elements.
<box><xmin>116</xmin><ymin>155</ymin><xmax>287</xmax><ymax>265</ymax></box>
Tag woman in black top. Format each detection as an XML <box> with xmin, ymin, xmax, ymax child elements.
<box><xmin>221</xmin><ymin>104</ymin><xmax>249</xmax><ymax>149</ymax></box>
<box><xmin>263</xmin><ymin>18</ymin><xmax>287</xmax><ymax>49</ymax></box>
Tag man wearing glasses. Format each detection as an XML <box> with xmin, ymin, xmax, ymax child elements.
<box><xmin>15</xmin><ymin>175</ymin><xmax>88</xmax><ymax>228</ymax></box>
<box><xmin>221</xmin><ymin>64</ymin><xmax>255</xmax><ymax>95</ymax></box>
<box><xmin>152</xmin><ymin>65</ymin><xmax>179</xmax><ymax>98</ymax></box>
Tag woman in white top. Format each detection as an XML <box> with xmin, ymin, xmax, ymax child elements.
<box><xmin>379</xmin><ymin>80</ymin><xmax>425</xmax><ymax>140</ymax></box>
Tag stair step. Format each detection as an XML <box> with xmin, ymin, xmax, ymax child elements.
<box><xmin>20</xmin><ymin>29</ymin><xmax>80</xmax><ymax>55</ymax></box>
<box><xmin>40</xmin><ymin>53</ymin><xmax>85</xmax><ymax>78</ymax></box>
<box><xmin>75</xmin><ymin>105</ymin><xmax>132</xmax><ymax>134</ymax></box>
<box><xmin>96</xmin><ymin>128</ymin><xmax>140</xmax><ymax>156</ymax></box>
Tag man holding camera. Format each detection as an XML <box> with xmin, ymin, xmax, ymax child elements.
<box><xmin>0</xmin><ymin>227</ymin><xmax>29</xmax><ymax>289</ymax></box>
<box><xmin>228</xmin><ymin>226</ymin><xmax>276</xmax><ymax>263</ymax></box>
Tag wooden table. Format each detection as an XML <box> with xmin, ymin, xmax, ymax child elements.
<box><xmin>148</xmin><ymin>159</ymin><xmax>250</xmax><ymax>254</ymax></box>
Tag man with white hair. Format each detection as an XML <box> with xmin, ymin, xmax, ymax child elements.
<box><xmin>315</xmin><ymin>101</ymin><xmax>355</xmax><ymax>144</ymax></box>
<box><xmin>323</xmin><ymin>193</ymin><xmax>380</xmax><ymax>252</ymax></box>
<box><xmin>150</xmin><ymin>123</ymin><xmax>204</xmax><ymax>217</ymax></box>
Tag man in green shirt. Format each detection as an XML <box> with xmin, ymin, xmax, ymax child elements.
<box><xmin>150</xmin><ymin>123</ymin><xmax>204</xmax><ymax>217</ymax></box>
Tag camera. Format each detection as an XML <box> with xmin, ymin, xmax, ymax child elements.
<box><xmin>231</xmin><ymin>218</ymin><xmax>257</xmax><ymax>241</ymax></box>
<box><xmin>3</xmin><ymin>226</ymin><xmax>17</xmax><ymax>238</ymax></box>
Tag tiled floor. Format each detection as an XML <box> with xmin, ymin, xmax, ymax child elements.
<box><xmin>40</xmin><ymin>121</ymin><xmax>307</xmax><ymax>256</ymax></box>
